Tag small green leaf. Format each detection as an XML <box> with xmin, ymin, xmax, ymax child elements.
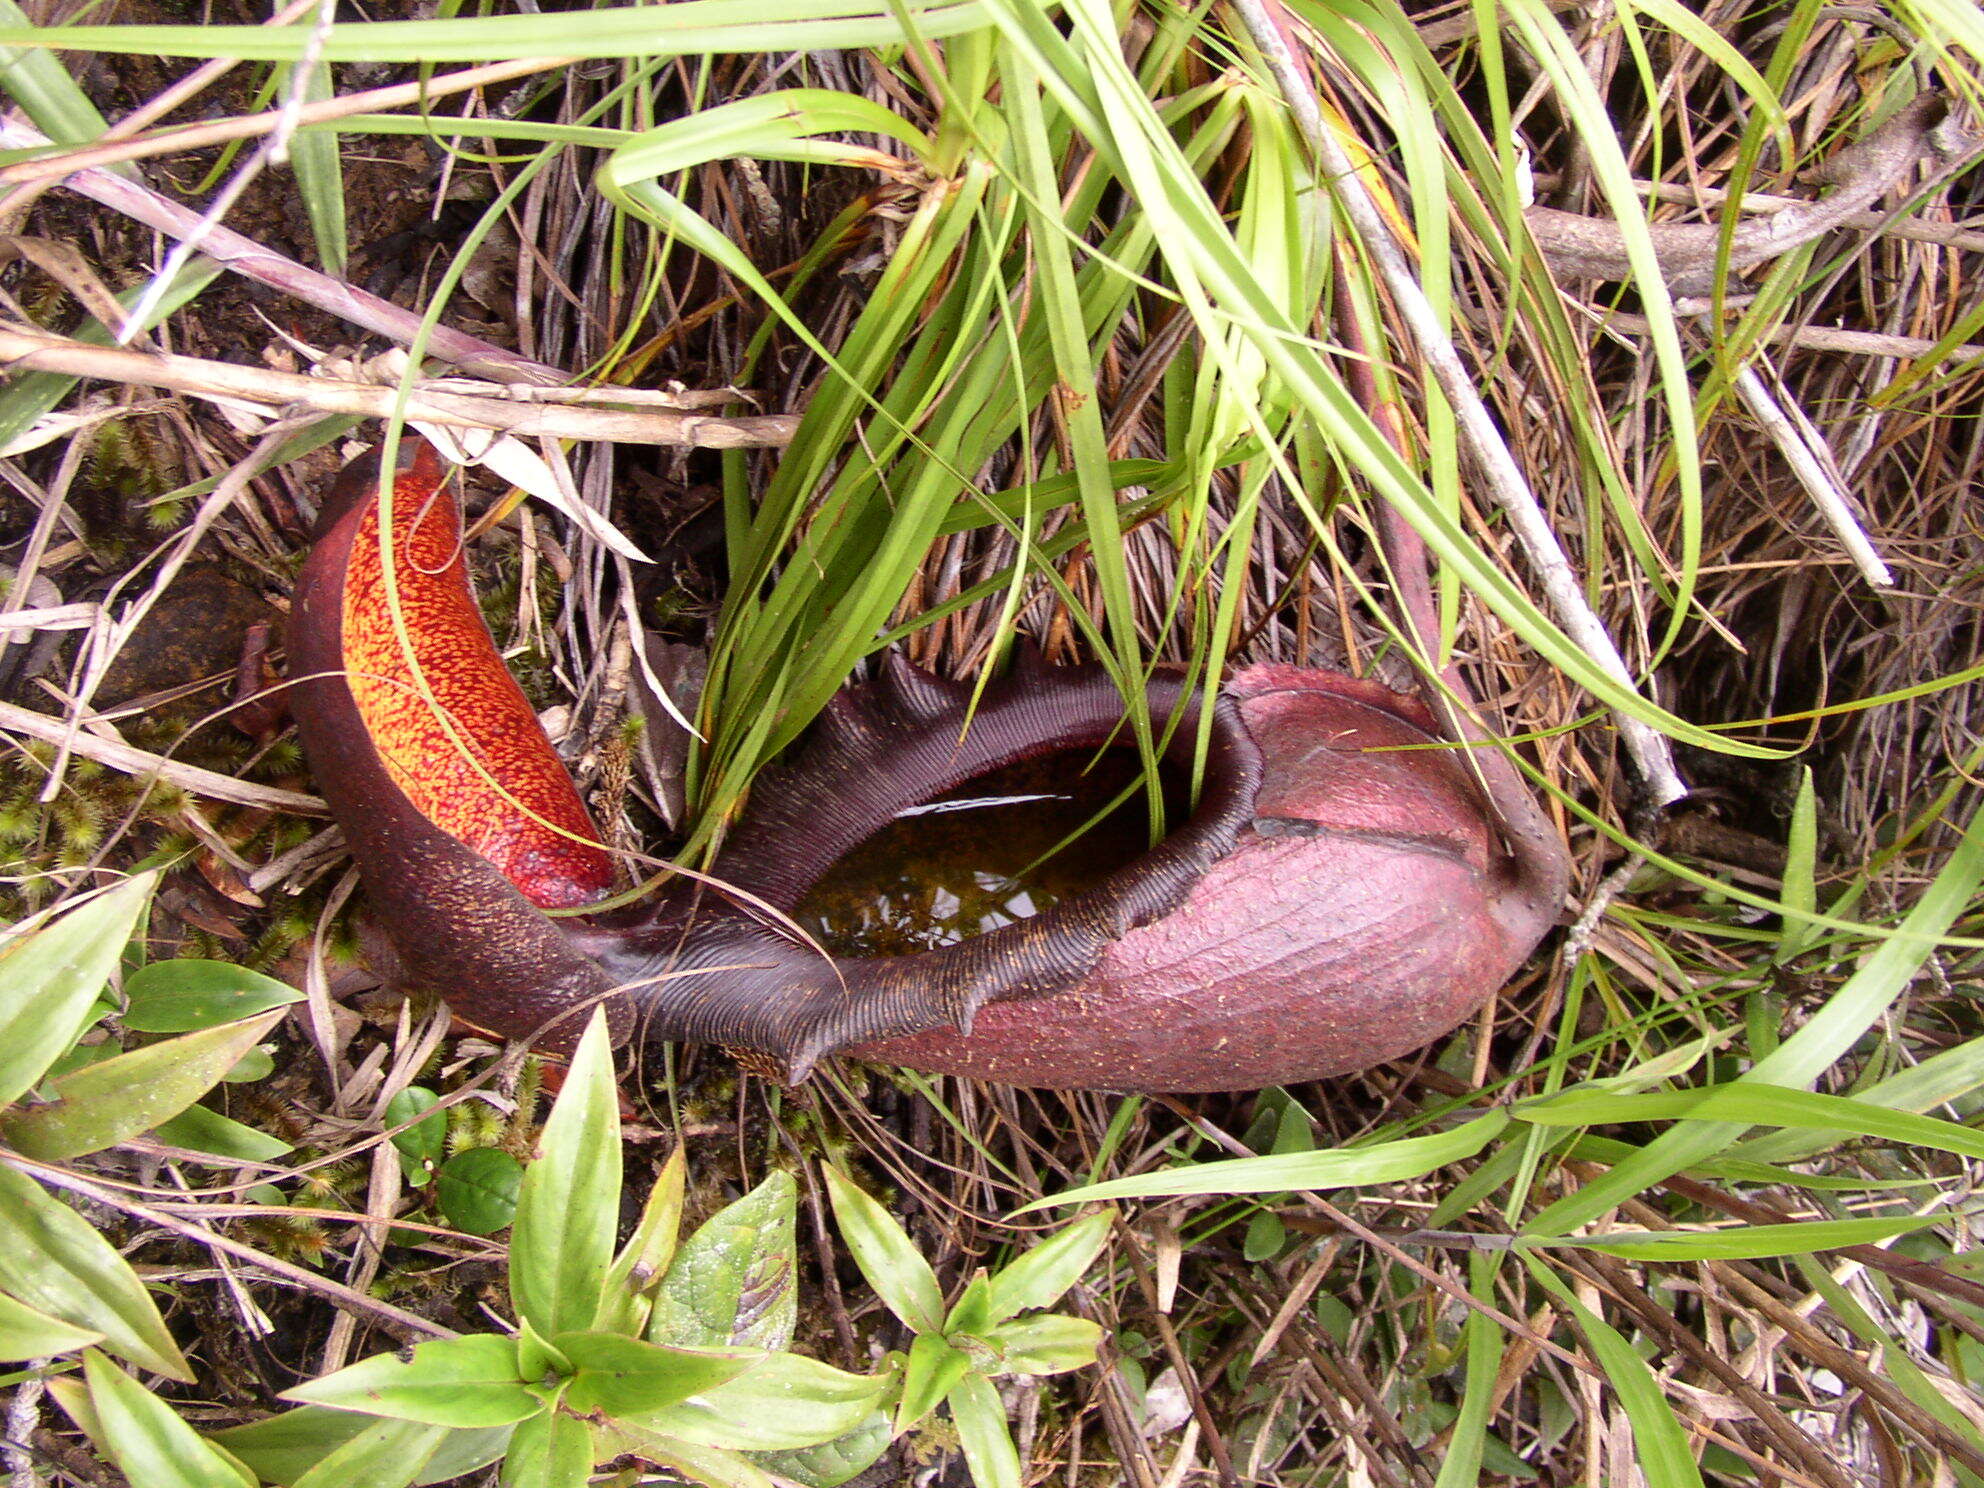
<box><xmin>0</xmin><ymin>1163</ymin><xmax>189</xmax><ymax>1379</ymax></box>
<box><xmin>1523</xmin><ymin>1213</ymin><xmax>1946</xmax><ymax>1261</ymax></box>
<box><xmin>1022</xmin><ymin>1113</ymin><xmax>1511</xmax><ymax>1206</ymax></box>
<box><xmin>385</xmin><ymin>1088</ymin><xmax>447</xmax><ymax>1171</ymax></box>
<box><xmin>0</xmin><ymin>1011</ymin><xmax>286</xmax><ymax>1161</ymax></box>
<box><xmin>0</xmin><ymin>1288</ymin><xmax>100</xmax><ymax>1360</ymax></box>
<box><xmin>0</xmin><ymin>873</ymin><xmax>153</xmax><ymax>1108</ymax></box>
<box><xmin>292</xmin><ymin>1416</ymin><xmax>449</xmax><ymax>1488</ymax></box>
<box><xmin>514</xmin><ymin>1318</ymin><xmax>570</xmax><ymax>1386</ymax></box>
<box><xmin>1242</xmin><ymin>1211</ymin><xmax>1286</xmax><ymax>1262</ymax></box>
<box><xmin>281</xmin><ymin>1335</ymin><xmax>537</xmax><ymax>1427</ymax></box>
<box><xmin>222</xmin><ymin>1045</ymin><xmax>274</xmax><ymax>1083</ymax></box>
<box><xmin>895</xmin><ymin>1334</ymin><xmax>969</xmax><ymax>1432</ymax></box>
<box><xmin>944</xmin><ymin>1272</ymin><xmax>993</xmax><ymax>1337</ymax></box>
<box><xmin>948</xmin><ymin>1371</ymin><xmax>1020</xmax><ymax>1488</ymax></box>
<box><xmin>754</xmin><ymin>1409</ymin><xmax>893</xmax><ymax>1488</ymax></box>
<box><xmin>596</xmin><ymin>1147</ymin><xmax>686</xmax><ymax>1335</ymax></box>
<box><xmin>436</xmin><ymin>1148</ymin><xmax>524</xmax><ymax>1236</ymax></box>
<box><xmin>631</xmin><ymin>1352</ymin><xmax>893</xmax><ymax>1451</ymax></box>
<box><xmin>120</xmin><ymin>959</ymin><xmax>304</xmax><ymax>1033</ymax></box>
<box><xmin>555</xmin><ymin>1330</ymin><xmax>760</xmax><ymax>1419</ymax></box>
<box><xmin>646</xmin><ymin>1170</ymin><xmax>797</xmax><ymax>1350</ymax></box>
<box><xmin>510</xmin><ymin>1010</ymin><xmax>621</xmax><ymax>1339</ymax></box>
<box><xmin>985</xmin><ymin>1209</ymin><xmax>1113</xmax><ymax>1320</ymax></box>
<box><xmin>498</xmin><ymin>1408</ymin><xmax>592</xmax><ymax>1488</ymax></box>
<box><xmin>151</xmin><ymin>1102</ymin><xmax>294</xmax><ymax>1163</ymax></box>
<box><xmin>987</xmin><ymin>1313</ymin><xmax>1102</xmax><ymax>1377</ymax></box>
<box><xmin>1776</xmin><ymin>769</ymin><xmax>1819</xmax><ymax>964</ymax></box>
<box><xmin>82</xmin><ymin>1349</ymin><xmax>255</xmax><ymax>1488</ymax></box>
<box><xmin>822</xmin><ymin>1166</ymin><xmax>942</xmax><ymax>1333</ymax></box>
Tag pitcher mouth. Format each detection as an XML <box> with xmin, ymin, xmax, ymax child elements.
<box><xmin>287</xmin><ymin>436</ymin><xmax>1567</xmax><ymax>1090</ymax></box>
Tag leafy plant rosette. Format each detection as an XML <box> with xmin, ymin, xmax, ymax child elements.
<box><xmin>51</xmin><ymin>1007</ymin><xmax>1111</xmax><ymax>1488</ymax></box>
<box><xmin>0</xmin><ymin>871</ymin><xmax>302</xmax><ymax>1380</ymax></box>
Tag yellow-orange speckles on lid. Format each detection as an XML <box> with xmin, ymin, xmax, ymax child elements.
<box><xmin>341</xmin><ymin>463</ymin><xmax>612</xmax><ymax>909</ymax></box>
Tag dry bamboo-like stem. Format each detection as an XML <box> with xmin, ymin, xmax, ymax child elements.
<box><xmin>0</xmin><ymin>324</ymin><xmax>797</xmax><ymax>448</ymax></box>
<box><xmin>1525</xmin><ymin>96</ymin><xmax>1966</xmax><ymax>293</ymax></box>
<box><xmin>1729</xmin><ymin>362</ymin><xmax>1894</xmax><ymax>589</ymax></box>
<box><xmin>1230</xmin><ymin>0</ymin><xmax>1689</xmax><ymax>808</ymax></box>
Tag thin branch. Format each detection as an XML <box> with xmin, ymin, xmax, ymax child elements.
<box><xmin>0</xmin><ymin>109</ymin><xmax>574</xmax><ymax>385</ymax></box>
<box><xmin>1730</xmin><ymin>362</ymin><xmax>1893</xmax><ymax>589</ymax></box>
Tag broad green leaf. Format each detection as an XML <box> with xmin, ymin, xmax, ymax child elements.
<box><xmin>1530</xmin><ymin>804</ymin><xmax>1984</xmax><ymax>1235</ymax></box>
<box><xmin>0</xmin><ymin>1163</ymin><xmax>189</xmax><ymax>1379</ymax></box>
<box><xmin>222</xmin><ymin>1045</ymin><xmax>273</xmax><ymax>1083</ymax></box>
<box><xmin>1516</xmin><ymin>1085</ymin><xmax>1984</xmax><ymax>1163</ymax></box>
<box><xmin>0</xmin><ymin>873</ymin><xmax>153</xmax><ymax>1109</ymax></box>
<box><xmin>1024</xmin><ymin>1112</ymin><xmax>1511</xmax><ymax>1206</ymax></box>
<box><xmin>281</xmin><ymin>1335</ymin><xmax>537</xmax><ymax>1428</ymax></box>
<box><xmin>385</xmin><ymin>1088</ymin><xmax>447</xmax><ymax>1171</ymax></box>
<box><xmin>596</xmin><ymin>1147</ymin><xmax>686</xmax><ymax>1335</ymax></box>
<box><xmin>1736</xmin><ymin>1031</ymin><xmax>1984</xmax><ymax>1165</ymax></box>
<box><xmin>510</xmin><ymin>1010</ymin><xmax>620</xmax><ymax>1339</ymax></box>
<box><xmin>1521</xmin><ymin>1260</ymin><xmax>1704</xmax><ymax>1487</ymax></box>
<box><xmin>0</xmin><ymin>1288</ymin><xmax>100</xmax><ymax>1360</ymax></box>
<box><xmin>1243</xmin><ymin>1211</ymin><xmax>1286</xmax><ymax>1262</ymax></box>
<box><xmin>497</xmin><ymin>1408</ymin><xmax>592</xmax><ymax>1488</ymax></box>
<box><xmin>754</xmin><ymin>1409</ymin><xmax>893</xmax><ymax>1488</ymax></box>
<box><xmin>986</xmin><ymin>1210</ymin><xmax>1113</xmax><ymax>1320</ymax></box>
<box><xmin>0</xmin><ymin>1011</ymin><xmax>285</xmax><ymax>1161</ymax></box>
<box><xmin>948</xmin><ymin>1371</ymin><xmax>1020</xmax><ymax>1488</ymax></box>
<box><xmin>645</xmin><ymin>1170</ymin><xmax>796</xmax><ymax>1350</ymax></box>
<box><xmin>630</xmin><ymin>1353</ymin><xmax>892</xmax><ymax>1451</ymax></box>
<box><xmin>152</xmin><ymin>1102</ymin><xmax>294</xmax><ymax>1164</ymax></box>
<box><xmin>209</xmin><ymin>1406</ymin><xmax>375</xmax><ymax>1482</ymax></box>
<box><xmin>822</xmin><ymin>1166</ymin><xmax>942</xmax><ymax>1333</ymax></box>
<box><xmin>985</xmin><ymin>1313</ymin><xmax>1101</xmax><ymax>1377</ymax></box>
<box><xmin>211</xmin><ymin>1406</ymin><xmax>513</xmax><ymax>1486</ymax></box>
<box><xmin>437</xmin><ymin>1148</ymin><xmax>524</xmax><ymax>1236</ymax></box>
<box><xmin>1524</xmin><ymin>1213</ymin><xmax>1947</xmax><ymax>1261</ymax></box>
<box><xmin>293</xmin><ymin>1417</ymin><xmax>448</xmax><ymax>1488</ymax></box>
<box><xmin>82</xmin><ymin>1349</ymin><xmax>255</xmax><ymax>1488</ymax></box>
<box><xmin>895</xmin><ymin>1333</ymin><xmax>969</xmax><ymax>1433</ymax></box>
<box><xmin>555</xmin><ymin>1331</ymin><xmax>760</xmax><ymax>1419</ymax></box>
<box><xmin>119</xmin><ymin>960</ymin><xmax>303</xmax><ymax>1033</ymax></box>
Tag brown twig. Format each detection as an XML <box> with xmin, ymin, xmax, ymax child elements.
<box><xmin>0</xmin><ymin>108</ymin><xmax>572</xmax><ymax>385</ymax></box>
<box><xmin>1525</xmin><ymin>97</ymin><xmax>1973</xmax><ymax>294</ymax></box>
